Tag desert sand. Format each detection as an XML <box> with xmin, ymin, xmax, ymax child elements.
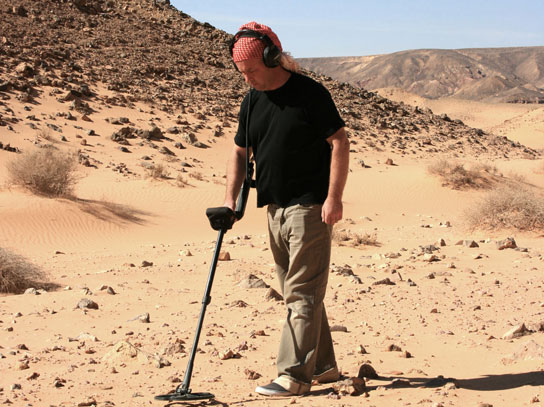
<box><xmin>1</xmin><ymin>81</ymin><xmax>544</xmax><ymax>407</ymax></box>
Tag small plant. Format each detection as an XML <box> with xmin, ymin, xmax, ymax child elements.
<box><xmin>0</xmin><ymin>247</ymin><xmax>54</xmax><ymax>294</ymax></box>
<box><xmin>189</xmin><ymin>171</ymin><xmax>204</xmax><ymax>181</ymax></box>
<box><xmin>333</xmin><ymin>229</ymin><xmax>379</xmax><ymax>247</ymax></box>
<box><xmin>175</xmin><ymin>174</ymin><xmax>189</xmax><ymax>188</ymax></box>
<box><xmin>7</xmin><ymin>146</ymin><xmax>78</xmax><ymax>196</ymax></box>
<box><xmin>145</xmin><ymin>163</ymin><xmax>170</xmax><ymax>180</ymax></box>
<box><xmin>427</xmin><ymin>159</ymin><xmax>498</xmax><ymax>189</ymax></box>
<box><xmin>37</xmin><ymin>128</ymin><xmax>57</xmax><ymax>143</ymax></box>
<box><xmin>466</xmin><ymin>185</ymin><xmax>544</xmax><ymax>231</ymax></box>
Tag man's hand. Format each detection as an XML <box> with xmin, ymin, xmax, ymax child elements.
<box><xmin>323</xmin><ymin>127</ymin><xmax>349</xmax><ymax>226</ymax></box>
<box><xmin>321</xmin><ymin>196</ymin><xmax>343</xmax><ymax>225</ymax></box>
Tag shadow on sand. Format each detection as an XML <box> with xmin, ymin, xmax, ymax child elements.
<box><xmin>368</xmin><ymin>370</ymin><xmax>544</xmax><ymax>391</ymax></box>
<box><xmin>67</xmin><ymin>197</ymin><xmax>151</xmax><ymax>226</ymax></box>
<box><xmin>155</xmin><ymin>371</ymin><xmax>544</xmax><ymax>406</ymax></box>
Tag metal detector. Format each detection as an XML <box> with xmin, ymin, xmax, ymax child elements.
<box><xmin>155</xmin><ymin>156</ymin><xmax>254</xmax><ymax>402</ymax></box>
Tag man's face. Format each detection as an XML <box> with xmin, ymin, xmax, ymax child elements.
<box><xmin>235</xmin><ymin>58</ymin><xmax>274</xmax><ymax>91</ymax></box>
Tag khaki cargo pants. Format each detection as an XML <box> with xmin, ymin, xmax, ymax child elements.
<box><xmin>267</xmin><ymin>203</ymin><xmax>337</xmax><ymax>394</ymax></box>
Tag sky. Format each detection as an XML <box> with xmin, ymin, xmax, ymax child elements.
<box><xmin>169</xmin><ymin>0</ymin><xmax>544</xmax><ymax>58</ymax></box>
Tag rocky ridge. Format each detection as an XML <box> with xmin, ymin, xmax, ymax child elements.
<box><xmin>0</xmin><ymin>0</ymin><xmax>540</xmax><ymax>162</ymax></box>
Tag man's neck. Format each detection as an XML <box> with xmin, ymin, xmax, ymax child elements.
<box><xmin>267</xmin><ymin>67</ymin><xmax>292</xmax><ymax>91</ymax></box>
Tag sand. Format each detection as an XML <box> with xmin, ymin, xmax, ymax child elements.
<box><xmin>1</xmin><ymin>86</ymin><xmax>543</xmax><ymax>407</ymax></box>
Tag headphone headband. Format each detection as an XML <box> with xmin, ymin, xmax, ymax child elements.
<box><xmin>229</xmin><ymin>29</ymin><xmax>282</xmax><ymax>68</ymax></box>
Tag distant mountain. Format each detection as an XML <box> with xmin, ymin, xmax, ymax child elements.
<box><xmin>298</xmin><ymin>47</ymin><xmax>544</xmax><ymax>103</ymax></box>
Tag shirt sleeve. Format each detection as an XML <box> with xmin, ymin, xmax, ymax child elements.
<box><xmin>307</xmin><ymin>81</ymin><xmax>345</xmax><ymax>139</ymax></box>
<box><xmin>234</xmin><ymin>91</ymin><xmax>252</xmax><ymax>147</ymax></box>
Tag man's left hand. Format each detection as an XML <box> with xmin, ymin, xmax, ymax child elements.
<box><xmin>321</xmin><ymin>197</ymin><xmax>343</xmax><ymax>225</ymax></box>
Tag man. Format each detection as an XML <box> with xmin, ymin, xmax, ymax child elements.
<box><xmin>224</xmin><ymin>21</ymin><xmax>350</xmax><ymax>397</ymax></box>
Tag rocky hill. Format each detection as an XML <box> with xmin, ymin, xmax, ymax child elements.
<box><xmin>0</xmin><ymin>0</ymin><xmax>539</xmax><ymax>161</ymax></box>
<box><xmin>298</xmin><ymin>47</ymin><xmax>544</xmax><ymax>103</ymax></box>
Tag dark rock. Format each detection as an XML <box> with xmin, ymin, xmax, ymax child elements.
<box><xmin>77</xmin><ymin>298</ymin><xmax>99</xmax><ymax>310</ymax></box>
<box><xmin>357</xmin><ymin>363</ymin><xmax>379</xmax><ymax>379</ymax></box>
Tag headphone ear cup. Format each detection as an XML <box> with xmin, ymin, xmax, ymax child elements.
<box><xmin>263</xmin><ymin>44</ymin><xmax>281</xmax><ymax>68</ymax></box>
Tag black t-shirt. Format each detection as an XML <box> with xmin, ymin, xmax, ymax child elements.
<box><xmin>234</xmin><ymin>72</ymin><xmax>345</xmax><ymax>208</ymax></box>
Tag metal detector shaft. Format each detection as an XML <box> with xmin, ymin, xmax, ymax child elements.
<box><xmin>177</xmin><ymin>228</ymin><xmax>225</xmax><ymax>395</ymax></box>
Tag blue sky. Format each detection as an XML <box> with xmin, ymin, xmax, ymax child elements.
<box><xmin>169</xmin><ymin>0</ymin><xmax>544</xmax><ymax>58</ymax></box>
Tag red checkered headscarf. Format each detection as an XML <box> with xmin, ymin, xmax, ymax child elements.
<box><xmin>231</xmin><ymin>21</ymin><xmax>282</xmax><ymax>63</ymax></box>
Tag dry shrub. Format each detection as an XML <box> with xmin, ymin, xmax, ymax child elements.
<box><xmin>466</xmin><ymin>185</ymin><xmax>544</xmax><ymax>231</ymax></box>
<box><xmin>175</xmin><ymin>174</ymin><xmax>189</xmax><ymax>188</ymax></box>
<box><xmin>7</xmin><ymin>146</ymin><xmax>78</xmax><ymax>196</ymax></box>
<box><xmin>428</xmin><ymin>159</ymin><xmax>499</xmax><ymax>189</ymax></box>
<box><xmin>0</xmin><ymin>248</ymin><xmax>56</xmax><ymax>294</ymax></box>
<box><xmin>145</xmin><ymin>163</ymin><xmax>170</xmax><ymax>179</ymax></box>
<box><xmin>189</xmin><ymin>171</ymin><xmax>204</xmax><ymax>181</ymax></box>
<box><xmin>37</xmin><ymin>128</ymin><xmax>57</xmax><ymax>143</ymax></box>
<box><xmin>333</xmin><ymin>229</ymin><xmax>379</xmax><ymax>247</ymax></box>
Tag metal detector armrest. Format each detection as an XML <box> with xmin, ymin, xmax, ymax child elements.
<box><xmin>206</xmin><ymin>207</ymin><xmax>236</xmax><ymax>231</ymax></box>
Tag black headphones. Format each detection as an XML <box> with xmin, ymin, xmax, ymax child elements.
<box><xmin>229</xmin><ymin>29</ymin><xmax>282</xmax><ymax>68</ymax></box>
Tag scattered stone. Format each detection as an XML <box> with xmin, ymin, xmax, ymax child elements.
<box><xmin>331</xmin><ymin>377</ymin><xmax>366</xmax><ymax>396</ymax></box>
<box><xmin>141</xmin><ymin>260</ymin><xmax>153</xmax><ymax>267</ymax></box>
<box><xmin>76</xmin><ymin>397</ymin><xmax>97</xmax><ymax>406</ymax></box>
<box><xmin>230</xmin><ymin>300</ymin><xmax>248</xmax><ymax>308</ymax></box>
<box><xmin>17</xmin><ymin>360</ymin><xmax>30</xmax><ymax>370</ymax></box>
<box><xmin>250</xmin><ymin>329</ymin><xmax>267</xmax><ymax>338</ymax></box>
<box><xmin>244</xmin><ymin>368</ymin><xmax>262</xmax><ymax>380</ymax></box>
<box><xmin>502</xmin><ymin>323</ymin><xmax>532</xmax><ymax>340</ymax></box>
<box><xmin>238</xmin><ymin>274</ymin><xmax>269</xmax><ymax>289</ymax></box>
<box><xmin>357</xmin><ymin>363</ymin><xmax>378</xmax><ymax>379</ymax></box>
<box><xmin>456</xmin><ymin>240</ymin><xmax>479</xmax><ymax>248</ymax></box>
<box><xmin>101</xmin><ymin>286</ymin><xmax>116</xmax><ymax>295</ymax></box>
<box><xmin>15</xmin><ymin>62</ymin><xmax>33</xmax><ymax>77</ymax></box>
<box><xmin>265</xmin><ymin>287</ymin><xmax>283</xmax><ymax>301</ymax></box>
<box><xmin>496</xmin><ymin>237</ymin><xmax>517</xmax><ymax>250</ymax></box>
<box><xmin>385</xmin><ymin>158</ymin><xmax>394</xmax><ymax>165</ymax></box>
<box><xmin>218</xmin><ymin>251</ymin><xmax>230</xmax><ymax>261</ymax></box>
<box><xmin>75</xmin><ymin>332</ymin><xmax>99</xmax><ymax>342</ymax></box>
<box><xmin>102</xmin><ymin>340</ymin><xmax>169</xmax><ymax>368</ymax></box>
<box><xmin>135</xmin><ymin>313</ymin><xmax>150</xmax><ymax>323</ymax></box>
<box><xmin>385</xmin><ymin>344</ymin><xmax>402</xmax><ymax>352</ymax></box>
<box><xmin>218</xmin><ymin>349</ymin><xmax>240</xmax><ymax>360</ymax></box>
<box><xmin>26</xmin><ymin>372</ymin><xmax>40</xmax><ymax>380</ymax></box>
<box><xmin>162</xmin><ymin>338</ymin><xmax>185</xmax><ymax>356</ymax></box>
<box><xmin>356</xmin><ymin>345</ymin><xmax>368</xmax><ymax>355</ymax></box>
<box><xmin>77</xmin><ymin>298</ymin><xmax>99</xmax><ymax>310</ymax></box>
<box><xmin>373</xmin><ymin>277</ymin><xmax>395</xmax><ymax>286</ymax></box>
<box><xmin>423</xmin><ymin>253</ymin><xmax>440</xmax><ymax>262</ymax></box>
